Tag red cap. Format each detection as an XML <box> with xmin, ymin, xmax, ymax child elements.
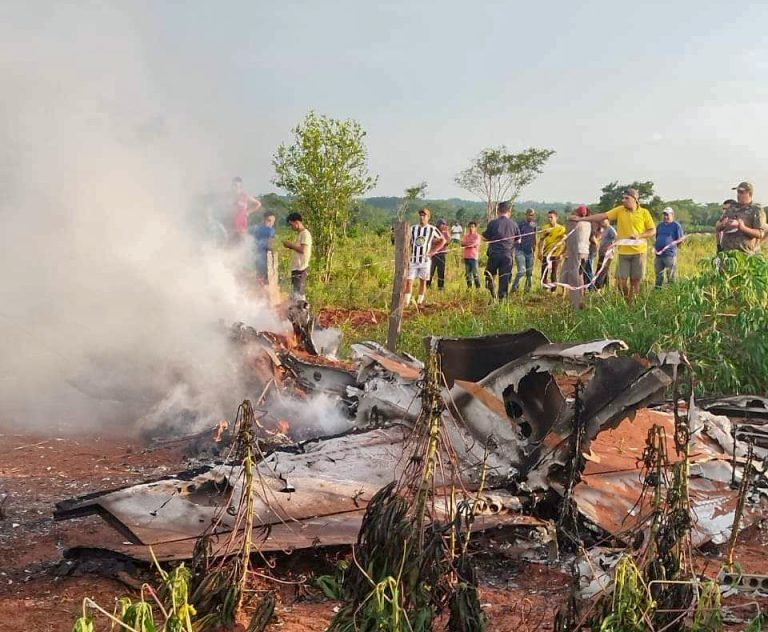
<box><xmin>575</xmin><ymin>205</ymin><xmax>590</xmax><ymax>217</ymax></box>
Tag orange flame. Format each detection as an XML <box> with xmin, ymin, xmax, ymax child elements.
<box><xmin>213</xmin><ymin>419</ymin><xmax>229</xmax><ymax>442</ymax></box>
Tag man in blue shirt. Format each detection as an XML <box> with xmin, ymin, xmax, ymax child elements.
<box><xmin>482</xmin><ymin>201</ymin><xmax>520</xmax><ymax>300</ymax></box>
<box><xmin>512</xmin><ymin>208</ymin><xmax>537</xmax><ymax>292</ymax></box>
<box><xmin>654</xmin><ymin>207</ymin><xmax>684</xmax><ymax>288</ymax></box>
<box><xmin>250</xmin><ymin>210</ymin><xmax>277</xmax><ymax>281</ymax></box>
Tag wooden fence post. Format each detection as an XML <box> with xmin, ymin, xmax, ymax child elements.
<box><xmin>266</xmin><ymin>250</ymin><xmax>280</xmax><ymax>306</ymax></box>
<box><xmin>386</xmin><ymin>220</ymin><xmax>410</xmax><ymax>352</ymax></box>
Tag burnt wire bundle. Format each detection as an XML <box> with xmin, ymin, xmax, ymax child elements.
<box><xmin>327</xmin><ymin>346</ymin><xmax>485</xmax><ymax>632</ymax></box>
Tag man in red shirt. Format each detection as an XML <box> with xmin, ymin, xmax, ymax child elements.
<box><xmin>428</xmin><ymin>219</ymin><xmax>451</xmax><ymax>290</ymax></box>
<box><xmin>231</xmin><ymin>176</ymin><xmax>261</xmax><ymax>239</ymax></box>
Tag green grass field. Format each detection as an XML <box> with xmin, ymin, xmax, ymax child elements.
<box><xmin>274</xmin><ymin>229</ymin><xmax>767</xmax><ymax>394</ymax></box>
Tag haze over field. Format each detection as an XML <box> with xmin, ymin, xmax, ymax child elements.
<box><xmin>0</xmin><ymin>5</ymin><xmax>279</xmax><ymax>431</ymax></box>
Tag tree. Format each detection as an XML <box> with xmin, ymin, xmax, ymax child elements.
<box><xmin>455</xmin><ymin>146</ymin><xmax>555</xmax><ymax>220</ymax></box>
<box><xmin>272</xmin><ymin>111</ymin><xmax>378</xmax><ymax>280</ymax></box>
<box><xmin>690</xmin><ymin>202</ymin><xmax>723</xmax><ymax>229</ymax></box>
<box><xmin>596</xmin><ymin>180</ymin><xmax>664</xmax><ymax>218</ymax></box>
<box><xmin>662</xmin><ymin>199</ymin><xmax>698</xmax><ymax>226</ymax></box>
<box><xmin>256</xmin><ymin>192</ymin><xmax>291</xmax><ymax>222</ymax></box>
<box><xmin>396</xmin><ymin>181</ymin><xmax>428</xmax><ymax>220</ymax></box>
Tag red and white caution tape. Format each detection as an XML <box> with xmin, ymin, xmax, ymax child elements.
<box><xmin>654</xmin><ymin>235</ymin><xmax>686</xmax><ymax>256</ymax></box>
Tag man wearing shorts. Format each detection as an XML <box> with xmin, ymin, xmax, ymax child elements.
<box><xmin>404</xmin><ymin>208</ymin><xmax>446</xmax><ymax>306</ymax></box>
<box><xmin>572</xmin><ymin>188</ymin><xmax>655</xmax><ymax>301</ymax></box>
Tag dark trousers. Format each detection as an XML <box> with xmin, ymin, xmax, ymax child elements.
<box><xmin>291</xmin><ymin>268</ymin><xmax>308</xmax><ymax>298</ymax></box>
<box><xmin>541</xmin><ymin>256</ymin><xmax>560</xmax><ymax>290</ymax></box>
<box><xmin>428</xmin><ymin>252</ymin><xmax>446</xmax><ymax>289</ymax></box>
<box><xmin>584</xmin><ymin>255</ymin><xmax>595</xmax><ymax>285</ymax></box>
<box><xmin>464</xmin><ymin>258</ymin><xmax>480</xmax><ymax>288</ymax></box>
<box><xmin>594</xmin><ymin>253</ymin><xmax>610</xmax><ymax>289</ymax></box>
<box><xmin>485</xmin><ymin>252</ymin><xmax>513</xmax><ymax>299</ymax></box>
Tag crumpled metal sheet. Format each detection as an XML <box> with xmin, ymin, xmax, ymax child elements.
<box><xmin>65</xmin><ymin>331</ymin><xmax>753</xmax><ymax>563</ymax></box>
<box><xmin>55</xmin><ymin>420</ymin><xmax>536</xmax><ymax>560</ymax></box>
<box><xmin>347</xmin><ymin>342</ymin><xmax>423</xmax><ymax>425</ymax></box>
<box><xmin>62</xmin><ymin>507</ymin><xmax>545</xmax><ymax>563</ymax></box>
<box><xmin>531</xmin><ymin>339</ymin><xmax>628</xmax><ymax>361</ymax></box>
<box><xmin>434</xmin><ymin>329</ymin><xmax>549</xmax><ymax>388</ymax></box>
<box><xmin>573</xmin><ymin>408</ymin><xmax>766</xmax><ymax>546</ymax></box>
<box><xmin>699</xmin><ymin>395</ymin><xmax>768</xmax><ymax>421</ymax></box>
<box><xmin>280</xmin><ymin>353</ymin><xmax>357</xmax><ymax>397</ymax></box>
<box><xmin>446</xmin><ymin>347</ymin><xmax>672</xmax><ymax>489</ymax></box>
<box><xmin>56</xmin><ymin>428</ymin><xmax>409</xmax><ymax>546</ymax></box>
<box><xmin>351</xmin><ymin>341</ymin><xmax>423</xmax><ymax>383</ymax></box>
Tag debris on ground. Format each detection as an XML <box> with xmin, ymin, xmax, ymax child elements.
<box><xmin>54</xmin><ymin>317</ymin><xmax>767</xmax><ymax>574</ymax></box>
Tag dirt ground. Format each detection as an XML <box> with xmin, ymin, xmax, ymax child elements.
<box><xmin>1</xmin><ymin>427</ymin><xmax>766</xmax><ymax>631</ymax></box>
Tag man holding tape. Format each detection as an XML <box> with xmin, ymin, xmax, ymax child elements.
<box><xmin>572</xmin><ymin>188</ymin><xmax>655</xmax><ymax>302</ymax></box>
<box><xmin>482</xmin><ymin>201</ymin><xmax>519</xmax><ymax>300</ymax></box>
<box><xmin>654</xmin><ymin>207</ymin><xmax>684</xmax><ymax>288</ymax></box>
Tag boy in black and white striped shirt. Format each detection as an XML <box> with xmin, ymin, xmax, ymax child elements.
<box><xmin>404</xmin><ymin>208</ymin><xmax>446</xmax><ymax>306</ymax></box>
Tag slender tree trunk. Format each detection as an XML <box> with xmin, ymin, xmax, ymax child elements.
<box><xmin>486</xmin><ymin>198</ymin><xmax>494</xmax><ymax>222</ymax></box>
<box><xmin>321</xmin><ymin>242</ymin><xmax>335</xmax><ymax>283</ymax></box>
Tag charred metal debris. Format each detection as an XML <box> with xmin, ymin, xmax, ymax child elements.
<box><xmin>55</xmin><ymin>315</ymin><xmax>768</xmax><ymax>583</ymax></box>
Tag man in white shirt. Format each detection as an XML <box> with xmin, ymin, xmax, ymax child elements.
<box><xmin>282</xmin><ymin>212</ymin><xmax>313</xmax><ymax>300</ymax></box>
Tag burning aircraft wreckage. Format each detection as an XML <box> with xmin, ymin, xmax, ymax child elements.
<box><xmin>55</xmin><ymin>305</ymin><xmax>768</xmax><ymax>592</ymax></box>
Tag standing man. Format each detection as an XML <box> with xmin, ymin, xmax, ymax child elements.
<box><xmin>231</xmin><ymin>176</ymin><xmax>262</xmax><ymax>240</ymax></box>
<box><xmin>482</xmin><ymin>201</ymin><xmax>519</xmax><ymax>300</ymax></box>
<box><xmin>461</xmin><ymin>221</ymin><xmax>481</xmax><ymax>289</ymax></box>
<box><xmin>562</xmin><ymin>205</ymin><xmax>592</xmax><ymax>309</ymax></box>
<box><xmin>715</xmin><ymin>182</ymin><xmax>766</xmax><ymax>254</ymax></box>
<box><xmin>584</xmin><ymin>224</ymin><xmax>599</xmax><ymax>286</ymax></box>
<box><xmin>282</xmin><ymin>212</ymin><xmax>312</xmax><ymax>300</ymax></box>
<box><xmin>654</xmin><ymin>207</ymin><xmax>684</xmax><ymax>288</ymax></box>
<box><xmin>572</xmin><ymin>188</ymin><xmax>655</xmax><ymax>302</ymax></box>
<box><xmin>594</xmin><ymin>218</ymin><xmax>616</xmax><ymax>289</ymax></box>
<box><xmin>451</xmin><ymin>220</ymin><xmax>464</xmax><ymax>243</ymax></box>
<box><xmin>250</xmin><ymin>210</ymin><xmax>277</xmax><ymax>282</ymax></box>
<box><xmin>538</xmin><ymin>210</ymin><xmax>566</xmax><ymax>291</ymax></box>
<box><xmin>428</xmin><ymin>219</ymin><xmax>451</xmax><ymax>290</ymax></box>
<box><xmin>512</xmin><ymin>208</ymin><xmax>537</xmax><ymax>293</ymax></box>
<box><xmin>404</xmin><ymin>208</ymin><xmax>446</xmax><ymax>306</ymax></box>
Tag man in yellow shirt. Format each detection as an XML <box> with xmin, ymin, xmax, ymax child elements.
<box><xmin>571</xmin><ymin>188</ymin><xmax>655</xmax><ymax>301</ymax></box>
<box><xmin>537</xmin><ymin>210</ymin><xmax>566</xmax><ymax>291</ymax></box>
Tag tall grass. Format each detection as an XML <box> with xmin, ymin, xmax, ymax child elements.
<box><xmin>271</xmin><ymin>230</ymin><xmax>767</xmax><ymax>394</ymax></box>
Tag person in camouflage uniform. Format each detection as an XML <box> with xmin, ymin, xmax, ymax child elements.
<box><xmin>715</xmin><ymin>182</ymin><xmax>766</xmax><ymax>253</ymax></box>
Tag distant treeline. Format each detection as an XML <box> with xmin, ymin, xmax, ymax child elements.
<box><xmin>253</xmin><ymin>194</ymin><xmax>578</xmax><ymax>231</ymax></box>
<box><xmin>206</xmin><ymin>192</ymin><xmax>725</xmax><ymax>234</ymax></box>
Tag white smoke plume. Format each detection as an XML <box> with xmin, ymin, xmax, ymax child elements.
<box><xmin>0</xmin><ymin>4</ymin><xmax>281</xmax><ymax>434</ymax></box>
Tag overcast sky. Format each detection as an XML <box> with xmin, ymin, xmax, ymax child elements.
<box><xmin>7</xmin><ymin>0</ymin><xmax>768</xmax><ymax>203</ymax></box>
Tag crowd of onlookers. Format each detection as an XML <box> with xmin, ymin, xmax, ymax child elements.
<box><xmin>208</xmin><ymin>177</ymin><xmax>313</xmax><ymax>300</ymax></box>
<box><xmin>404</xmin><ymin>181</ymin><xmax>766</xmax><ymax>309</ymax></box>
<box><xmin>213</xmin><ymin>176</ymin><xmax>767</xmax><ymax>309</ymax></box>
